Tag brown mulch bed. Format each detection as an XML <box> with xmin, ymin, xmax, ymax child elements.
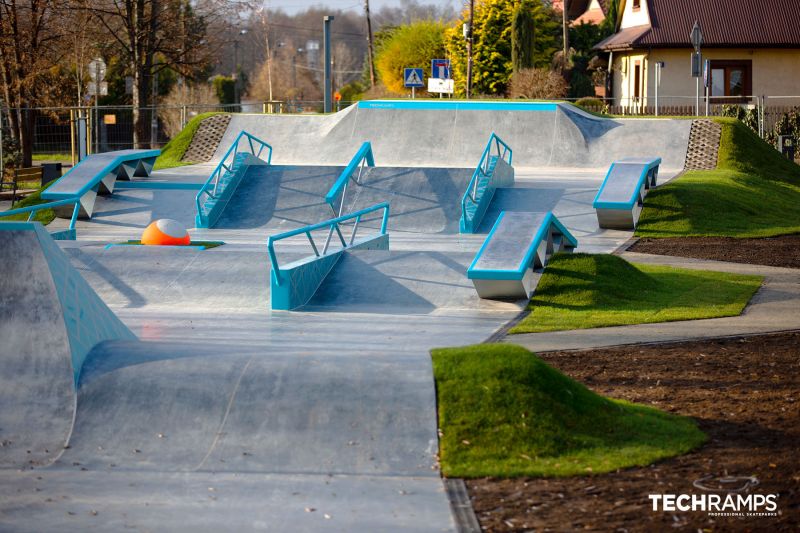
<box><xmin>467</xmin><ymin>332</ymin><xmax>800</xmax><ymax>532</ymax></box>
<box><xmin>628</xmin><ymin>235</ymin><xmax>800</xmax><ymax>269</ymax></box>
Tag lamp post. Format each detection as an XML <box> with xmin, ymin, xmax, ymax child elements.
<box><xmin>465</xmin><ymin>0</ymin><xmax>474</xmax><ymax>99</ymax></box>
<box><xmin>233</xmin><ymin>29</ymin><xmax>248</xmax><ymax>108</ymax></box>
<box><xmin>324</xmin><ymin>16</ymin><xmax>334</xmax><ymax>113</ymax></box>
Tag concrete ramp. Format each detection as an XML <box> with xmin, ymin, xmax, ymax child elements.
<box><xmin>216</xmin><ymin>165</ymin><xmax>473</xmax><ymax>234</ymax></box>
<box><xmin>304</xmin><ymin>249</ymin><xmax>517</xmax><ymax>314</ymax></box>
<box><xmin>216</xmin><ymin>101</ymin><xmax>691</xmax><ymax>170</ymax></box>
<box><xmin>0</xmin><ymin>222</ymin><xmax>135</xmax><ymax>469</ymax></box>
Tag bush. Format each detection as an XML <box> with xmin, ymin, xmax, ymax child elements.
<box><xmin>720</xmin><ymin>104</ymin><xmax>759</xmax><ymax>133</ymax></box>
<box><xmin>508</xmin><ymin>68</ymin><xmax>567</xmax><ymax>99</ymax></box>
<box><xmin>158</xmin><ymin>83</ymin><xmax>218</xmax><ymax>139</ymax></box>
<box><xmin>575</xmin><ymin>97</ymin><xmax>603</xmax><ymax>107</ymax></box>
<box><xmin>773</xmin><ymin>107</ymin><xmax>800</xmax><ymax>143</ymax></box>
<box><xmin>375</xmin><ymin>21</ymin><xmax>447</xmax><ymax>95</ymax></box>
<box><xmin>212</xmin><ymin>76</ymin><xmax>235</xmax><ymax>105</ymax></box>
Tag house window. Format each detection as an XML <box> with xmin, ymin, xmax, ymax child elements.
<box><xmin>633</xmin><ymin>62</ymin><xmax>641</xmax><ymax>100</ymax></box>
<box><xmin>710</xmin><ymin>60</ymin><xmax>752</xmax><ymax>101</ymax></box>
<box><xmin>633</xmin><ymin>0</ymin><xmax>641</xmax><ymax>10</ymax></box>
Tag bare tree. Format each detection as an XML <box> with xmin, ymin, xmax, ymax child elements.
<box><xmin>0</xmin><ymin>0</ymin><xmax>68</xmax><ymax>166</ymax></box>
<box><xmin>76</xmin><ymin>0</ymin><xmax>229</xmax><ymax>148</ymax></box>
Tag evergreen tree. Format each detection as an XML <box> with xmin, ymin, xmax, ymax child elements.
<box><xmin>512</xmin><ymin>0</ymin><xmax>536</xmax><ymax>72</ymax></box>
<box><xmin>446</xmin><ymin>0</ymin><xmax>559</xmax><ymax>96</ymax></box>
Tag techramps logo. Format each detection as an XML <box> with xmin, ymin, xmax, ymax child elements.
<box><xmin>648</xmin><ymin>476</ymin><xmax>779</xmax><ymax>518</ymax></box>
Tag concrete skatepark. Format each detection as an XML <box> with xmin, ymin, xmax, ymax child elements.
<box><xmin>1</xmin><ymin>101</ymin><xmax>693</xmax><ymax>531</ymax></box>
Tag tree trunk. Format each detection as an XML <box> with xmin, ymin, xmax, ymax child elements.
<box><xmin>19</xmin><ymin>104</ymin><xmax>33</xmax><ymax>167</ymax></box>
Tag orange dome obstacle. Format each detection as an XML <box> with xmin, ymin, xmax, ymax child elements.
<box><xmin>141</xmin><ymin>219</ymin><xmax>191</xmax><ymax>246</ymax></box>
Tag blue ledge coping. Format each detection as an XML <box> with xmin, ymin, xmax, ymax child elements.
<box><xmin>467</xmin><ymin>211</ymin><xmax>578</xmax><ymax>281</ymax></box>
<box><xmin>593</xmin><ymin>156</ymin><xmax>662</xmax><ymax>210</ymax></box>
<box><xmin>42</xmin><ymin>149</ymin><xmax>161</xmax><ymax>200</ymax></box>
<box><xmin>358</xmin><ymin>100</ymin><xmax>558</xmax><ymax>111</ymax></box>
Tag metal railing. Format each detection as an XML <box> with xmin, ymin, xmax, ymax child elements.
<box><xmin>461</xmin><ymin>133</ymin><xmax>513</xmax><ymax>213</ymax></box>
<box><xmin>194</xmin><ymin>130</ymin><xmax>272</xmax><ymax>222</ymax></box>
<box><xmin>1</xmin><ymin>197</ymin><xmax>81</xmax><ymax>233</ymax></box>
<box><xmin>268</xmin><ymin>202</ymin><xmax>389</xmax><ymax>285</ymax></box>
<box><xmin>324</xmin><ymin>141</ymin><xmax>375</xmax><ymax>217</ymax></box>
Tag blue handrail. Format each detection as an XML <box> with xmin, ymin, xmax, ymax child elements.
<box><xmin>460</xmin><ymin>133</ymin><xmax>513</xmax><ymax>215</ymax></box>
<box><xmin>268</xmin><ymin>202</ymin><xmax>389</xmax><ymax>285</ymax></box>
<box><xmin>195</xmin><ymin>130</ymin><xmax>272</xmax><ymax>220</ymax></box>
<box><xmin>1</xmin><ymin>197</ymin><xmax>81</xmax><ymax>232</ymax></box>
<box><xmin>324</xmin><ymin>141</ymin><xmax>375</xmax><ymax>215</ymax></box>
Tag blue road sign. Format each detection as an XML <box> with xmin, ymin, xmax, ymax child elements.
<box><xmin>404</xmin><ymin>68</ymin><xmax>425</xmax><ymax>88</ymax></box>
<box><xmin>431</xmin><ymin>59</ymin><xmax>451</xmax><ymax>79</ymax></box>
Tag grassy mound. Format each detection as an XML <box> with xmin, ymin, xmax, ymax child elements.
<box><xmin>0</xmin><ymin>185</ymin><xmax>56</xmax><ymax>224</ymax></box>
<box><xmin>432</xmin><ymin>344</ymin><xmax>706</xmax><ymax>477</ymax></box>
<box><xmin>154</xmin><ymin>112</ymin><xmax>223</xmax><ymax>170</ymax></box>
<box><xmin>637</xmin><ymin>118</ymin><xmax>800</xmax><ymax>238</ymax></box>
<box><xmin>510</xmin><ymin>253</ymin><xmax>761</xmax><ymax>334</ymax></box>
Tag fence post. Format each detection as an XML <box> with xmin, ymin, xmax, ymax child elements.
<box><xmin>181</xmin><ymin>105</ymin><xmax>187</xmax><ymax>130</ymax></box>
<box><xmin>0</xmin><ymin>106</ymin><xmax>4</xmax><ymax>181</ymax></box>
<box><xmin>70</xmin><ymin>108</ymin><xmax>76</xmax><ymax>167</ymax></box>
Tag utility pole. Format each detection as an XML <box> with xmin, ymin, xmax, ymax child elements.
<box><xmin>562</xmin><ymin>0</ymin><xmax>569</xmax><ymax>70</ymax></box>
<box><xmin>233</xmin><ymin>40</ymin><xmax>240</xmax><ymax>106</ymax></box>
<box><xmin>364</xmin><ymin>0</ymin><xmax>376</xmax><ymax>88</ymax></box>
<box><xmin>466</xmin><ymin>0</ymin><xmax>474</xmax><ymax>99</ymax></box>
<box><xmin>261</xmin><ymin>10</ymin><xmax>273</xmax><ymax>101</ymax></box>
<box><xmin>324</xmin><ymin>15</ymin><xmax>334</xmax><ymax>113</ymax></box>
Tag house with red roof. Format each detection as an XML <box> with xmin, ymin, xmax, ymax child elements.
<box><xmin>596</xmin><ymin>0</ymin><xmax>800</xmax><ymax>109</ymax></box>
<box><xmin>553</xmin><ymin>0</ymin><xmax>610</xmax><ymax>26</ymax></box>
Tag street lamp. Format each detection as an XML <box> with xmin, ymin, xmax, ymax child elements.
<box><xmin>233</xmin><ymin>29</ymin><xmax>248</xmax><ymax>107</ymax></box>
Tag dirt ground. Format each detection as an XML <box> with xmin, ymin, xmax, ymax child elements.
<box><xmin>466</xmin><ymin>332</ymin><xmax>800</xmax><ymax>532</ymax></box>
<box><xmin>628</xmin><ymin>235</ymin><xmax>800</xmax><ymax>269</ymax></box>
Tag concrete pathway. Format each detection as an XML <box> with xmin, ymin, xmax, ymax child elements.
<box><xmin>506</xmin><ymin>252</ymin><xmax>800</xmax><ymax>353</ymax></box>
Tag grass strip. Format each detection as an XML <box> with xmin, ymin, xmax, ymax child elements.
<box><xmin>510</xmin><ymin>253</ymin><xmax>761</xmax><ymax>334</ymax></box>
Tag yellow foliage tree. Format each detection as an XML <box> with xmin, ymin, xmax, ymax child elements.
<box><xmin>374</xmin><ymin>21</ymin><xmax>448</xmax><ymax>95</ymax></box>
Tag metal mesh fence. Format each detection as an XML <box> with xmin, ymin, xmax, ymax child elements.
<box><xmin>0</xmin><ymin>97</ymin><xmax>797</xmax><ymax>165</ymax></box>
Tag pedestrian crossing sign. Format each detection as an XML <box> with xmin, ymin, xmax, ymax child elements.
<box><xmin>403</xmin><ymin>68</ymin><xmax>425</xmax><ymax>88</ymax></box>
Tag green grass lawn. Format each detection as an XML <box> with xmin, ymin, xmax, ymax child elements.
<box><xmin>509</xmin><ymin>253</ymin><xmax>761</xmax><ymax>334</ymax></box>
<box><xmin>32</xmin><ymin>153</ymin><xmax>71</xmax><ymax>162</ymax></box>
<box><xmin>119</xmin><ymin>240</ymin><xmax>224</xmax><ymax>249</ymax></box>
<box><xmin>154</xmin><ymin>112</ymin><xmax>222</xmax><ymax>170</ymax></box>
<box><xmin>431</xmin><ymin>343</ymin><xmax>706</xmax><ymax>478</ymax></box>
<box><xmin>637</xmin><ymin>118</ymin><xmax>800</xmax><ymax>238</ymax></box>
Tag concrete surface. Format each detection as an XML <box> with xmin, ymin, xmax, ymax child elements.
<box><xmin>214</xmin><ymin>103</ymin><xmax>692</xmax><ymax>171</ymax></box>
<box><xmin>1</xmin><ymin>104</ymin><xmax>701</xmax><ymax>531</ymax></box>
<box><xmin>0</xmin><ymin>229</ymin><xmax>74</xmax><ymax>469</ymax></box>
<box><xmin>507</xmin><ymin>252</ymin><xmax>800</xmax><ymax>352</ymax></box>
<box><xmin>0</xmin><ymin>470</ymin><xmax>453</xmax><ymax>533</ymax></box>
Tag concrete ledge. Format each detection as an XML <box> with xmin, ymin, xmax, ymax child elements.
<box><xmin>468</xmin><ymin>211</ymin><xmax>577</xmax><ymax>300</ymax></box>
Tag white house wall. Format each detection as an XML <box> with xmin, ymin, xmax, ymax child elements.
<box><xmin>620</xmin><ymin>0</ymin><xmax>650</xmax><ymax>28</ymax></box>
<box><xmin>613</xmin><ymin>48</ymin><xmax>800</xmax><ymax>107</ymax></box>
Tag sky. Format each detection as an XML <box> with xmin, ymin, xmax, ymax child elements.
<box><xmin>263</xmin><ymin>0</ymin><xmax>462</xmax><ymax>15</ymax></box>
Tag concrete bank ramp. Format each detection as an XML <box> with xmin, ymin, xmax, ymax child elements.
<box><xmin>217</xmin><ymin>101</ymin><xmax>691</xmax><ymax>170</ymax></box>
<box><xmin>305</xmin><ymin>249</ymin><xmax>520</xmax><ymax>314</ymax></box>
<box><xmin>0</xmin><ymin>222</ymin><xmax>134</xmax><ymax>469</ymax></box>
<box><xmin>64</xmin><ymin>341</ymin><xmax>439</xmax><ymax>477</ymax></box>
<box><xmin>65</xmin><ymin>244</ymin><xmax>277</xmax><ymax>311</ymax></box>
<box><xmin>216</xmin><ymin>164</ymin><xmax>473</xmax><ymax>234</ymax></box>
